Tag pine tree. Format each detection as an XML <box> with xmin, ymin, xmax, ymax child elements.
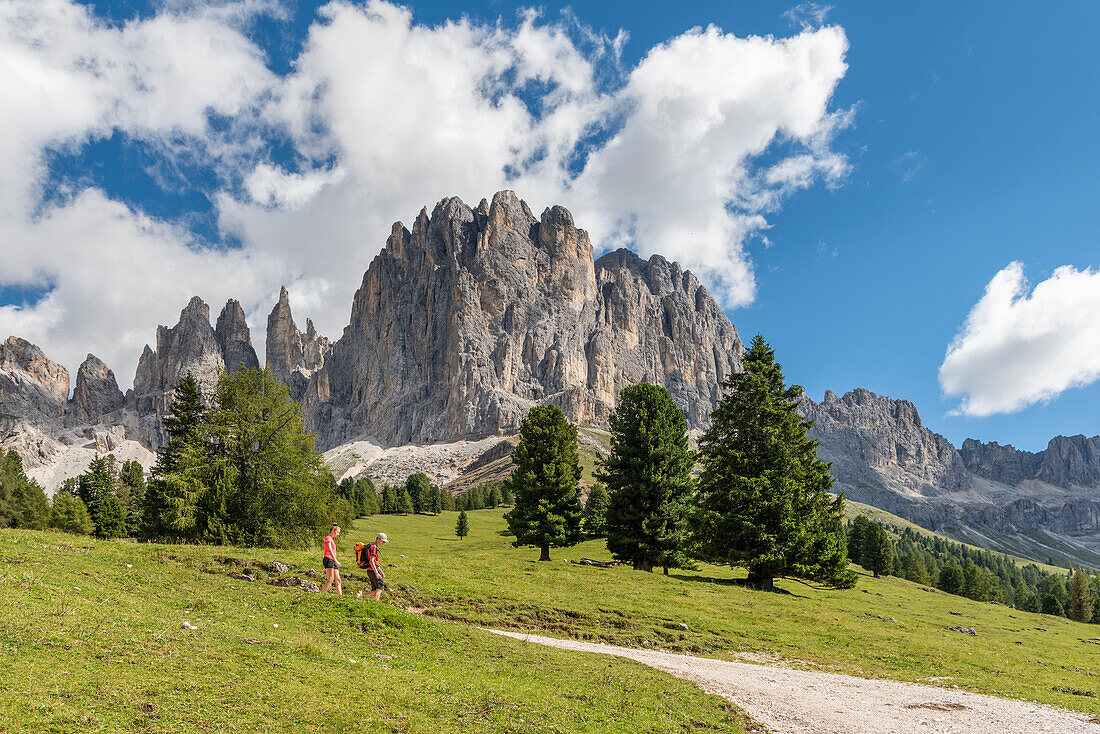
<box><xmin>938</xmin><ymin>559</ymin><xmax>965</xmax><ymax>595</ymax></box>
<box><xmin>144</xmin><ymin>373</ymin><xmax>205</xmax><ymax>538</ymax></box>
<box><xmin>120</xmin><ymin>460</ymin><xmax>145</xmax><ymax>534</ymax></box>
<box><xmin>78</xmin><ymin>455</ymin><xmax>128</xmax><ymax>538</ymax></box>
<box><xmin>582</xmin><ymin>483</ymin><xmax>610</xmax><ymax>539</ymax></box>
<box><xmin>398</xmin><ymin>488</ymin><xmax>414</xmax><ymax>515</ymax></box>
<box><xmin>405</xmin><ymin>473</ymin><xmax>431</xmax><ymax>514</ymax></box>
<box><xmin>596</xmin><ymin>383</ymin><xmax>695</xmax><ymax>572</ymax></box>
<box><xmin>847</xmin><ymin>516</ymin><xmax>872</xmax><ymax>565</ymax></box>
<box><xmin>440</xmin><ymin>485</ymin><xmax>455</xmax><ymax>511</ymax></box>
<box><xmin>381</xmin><ymin>484</ymin><xmax>397</xmax><ymax>514</ymax></box>
<box><xmin>455</xmin><ymin>510</ymin><xmax>469</xmax><ymax>540</ymax></box>
<box><xmin>0</xmin><ymin>449</ymin><xmax>50</xmax><ymax>530</ymax></box>
<box><xmin>500</xmin><ymin>483</ymin><xmax>514</xmax><ymax>506</ymax></box>
<box><xmin>1013</xmin><ymin>583</ymin><xmax>1039</xmax><ymax>613</ymax></box>
<box><xmin>861</xmin><ymin>522</ymin><xmax>893</xmax><ymax>578</ymax></box>
<box><xmin>1038</xmin><ymin>574</ymin><xmax>1068</xmax><ymax>616</ymax></box>
<box><xmin>49</xmin><ymin>491</ymin><xmax>94</xmax><ymax>535</ymax></box>
<box><xmin>1068</xmin><ymin>569</ymin><xmax>1094</xmax><ymax>623</ymax></box>
<box><xmin>503</xmin><ymin>404</ymin><xmax>584</xmax><ymax>561</ymax></box>
<box><xmin>694</xmin><ymin>336</ymin><xmax>855</xmax><ymax>589</ymax></box>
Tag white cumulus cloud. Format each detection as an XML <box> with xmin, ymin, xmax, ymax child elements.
<box><xmin>939</xmin><ymin>262</ymin><xmax>1100</xmax><ymax>416</ymax></box>
<box><xmin>0</xmin><ymin>0</ymin><xmax>852</xmax><ymax>389</ymax></box>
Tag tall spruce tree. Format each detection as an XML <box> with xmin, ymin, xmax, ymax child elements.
<box><xmin>597</xmin><ymin>384</ymin><xmax>695</xmax><ymax>571</ymax></box>
<box><xmin>455</xmin><ymin>510</ymin><xmax>469</xmax><ymax>540</ymax></box>
<box><xmin>861</xmin><ymin>522</ymin><xmax>894</xmax><ymax>578</ymax></box>
<box><xmin>694</xmin><ymin>335</ymin><xmax>855</xmax><ymax>589</ymax></box>
<box><xmin>144</xmin><ymin>373</ymin><xmax>206</xmax><ymax>538</ymax></box>
<box><xmin>398</xmin><ymin>488</ymin><xmax>414</xmax><ymax>515</ymax></box>
<box><xmin>406</xmin><ymin>473</ymin><xmax>431</xmax><ymax>514</ymax></box>
<box><xmin>1068</xmin><ymin>569</ymin><xmax>1094</xmax><ymax>623</ymax></box>
<box><xmin>0</xmin><ymin>449</ymin><xmax>50</xmax><ymax>530</ymax></box>
<box><xmin>582</xmin><ymin>483</ymin><xmax>610</xmax><ymax>539</ymax></box>
<box><xmin>503</xmin><ymin>404</ymin><xmax>583</xmax><ymax>561</ymax></box>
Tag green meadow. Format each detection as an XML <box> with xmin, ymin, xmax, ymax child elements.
<box><xmin>2</xmin><ymin>507</ymin><xmax>1099</xmax><ymax>734</ymax></box>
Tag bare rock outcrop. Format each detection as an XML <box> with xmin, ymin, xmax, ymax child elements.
<box><xmin>68</xmin><ymin>354</ymin><xmax>125</xmax><ymax>424</ymax></box>
<box><xmin>265</xmin><ymin>287</ymin><xmax>330</xmax><ymax>403</ymax></box>
<box><xmin>304</xmin><ymin>191</ymin><xmax>743</xmax><ymax>448</ymax></box>
<box><xmin>215</xmin><ymin>299</ymin><xmax>260</xmax><ymax>375</ymax></box>
<box><xmin>0</xmin><ymin>336</ymin><xmax>69</xmax><ymax>425</ymax></box>
<box><xmin>131</xmin><ymin>296</ymin><xmax>259</xmax><ymax>446</ymax></box>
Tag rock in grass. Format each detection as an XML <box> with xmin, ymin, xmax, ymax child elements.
<box><xmin>677</xmin><ymin>623</ymin><xmax>690</xmax><ymax>631</ymax></box>
<box><xmin>231</xmin><ymin>573</ymin><xmax>256</xmax><ymax>582</ymax></box>
<box><xmin>305</xmin><ymin>569</ymin><xmax>316</xmax><ymax>577</ymax></box>
<box><xmin>271</xmin><ymin>577</ymin><xmax>302</xmax><ymax>588</ymax></box>
<box><xmin>948</xmin><ymin>626</ymin><xmax>977</xmax><ymax>636</ymax></box>
<box><xmin>182</xmin><ymin>621</ymin><xmax>197</xmax><ymax>630</ymax></box>
<box><xmin>300</xmin><ymin>580</ymin><xmax>320</xmax><ymax>592</ymax></box>
<box><xmin>271</xmin><ymin>561</ymin><xmax>289</xmax><ymax>575</ymax></box>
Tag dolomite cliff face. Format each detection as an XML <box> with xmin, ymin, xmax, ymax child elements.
<box><xmin>801</xmin><ymin>388</ymin><xmax>1100</xmax><ymax>566</ymax></box>
<box><xmin>266</xmin><ymin>287</ymin><xmax>331</xmax><ymax>403</ymax></box>
<box><xmin>132</xmin><ymin>296</ymin><xmax>260</xmax><ymax>447</ymax></box>
<box><xmin>68</xmin><ymin>354</ymin><xmax>125</xmax><ymax>425</ymax></box>
<box><xmin>303</xmin><ymin>191</ymin><xmax>744</xmax><ymax>447</ymax></box>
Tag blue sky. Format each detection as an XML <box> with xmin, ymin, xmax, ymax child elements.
<box><xmin>2</xmin><ymin>0</ymin><xmax>1097</xmax><ymax>451</ymax></box>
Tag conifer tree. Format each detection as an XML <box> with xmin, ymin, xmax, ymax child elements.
<box><xmin>405</xmin><ymin>473</ymin><xmax>431</xmax><ymax>514</ymax></box>
<box><xmin>488</xmin><ymin>484</ymin><xmax>503</xmax><ymax>509</ymax></box>
<box><xmin>0</xmin><ymin>449</ymin><xmax>51</xmax><ymax>531</ymax></box>
<box><xmin>120</xmin><ymin>460</ymin><xmax>145</xmax><ymax>533</ymax></box>
<box><xmin>381</xmin><ymin>484</ymin><xmax>397</xmax><ymax>514</ymax></box>
<box><xmin>847</xmin><ymin>516</ymin><xmax>872</xmax><ymax>565</ymax></box>
<box><xmin>398</xmin><ymin>488</ymin><xmax>414</xmax><ymax>515</ymax></box>
<box><xmin>455</xmin><ymin>510</ymin><xmax>469</xmax><ymax>540</ymax></box>
<box><xmin>440</xmin><ymin>485</ymin><xmax>455</xmax><ymax>511</ymax></box>
<box><xmin>582</xmin><ymin>483</ymin><xmax>610</xmax><ymax>539</ymax></box>
<box><xmin>1068</xmin><ymin>569</ymin><xmax>1094</xmax><ymax>623</ymax></box>
<box><xmin>938</xmin><ymin>559</ymin><xmax>965</xmax><ymax>595</ymax></box>
<box><xmin>503</xmin><ymin>404</ymin><xmax>584</xmax><ymax>561</ymax></box>
<box><xmin>597</xmin><ymin>384</ymin><xmax>695</xmax><ymax>572</ymax></box>
<box><xmin>144</xmin><ymin>373</ymin><xmax>205</xmax><ymax>538</ymax></box>
<box><xmin>500</xmin><ymin>483</ymin><xmax>514</xmax><ymax>506</ymax></box>
<box><xmin>49</xmin><ymin>491</ymin><xmax>94</xmax><ymax>535</ymax></box>
<box><xmin>1038</xmin><ymin>574</ymin><xmax>1068</xmax><ymax>616</ymax></box>
<box><xmin>1014</xmin><ymin>583</ymin><xmax>1039</xmax><ymax>613</ymax></box>
<box><xmin>694</xmin><ymin>336</ymin><xmax>855</xmax><ymax>589</ymax></box>
<box><xmin>861</xmin><ymin>522</ymin><xmax>894</xmax><ymax>578</ymax></box>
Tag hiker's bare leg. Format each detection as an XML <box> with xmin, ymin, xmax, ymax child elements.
<box><xmin>334</xmin><ymin>570</ymin><xmax>342</xmax><ymax>596</ymax></box>
<box><xmin>370</xmin><ymin>588</ymin><xmax>382</xmax><ymax>602</ymax></box>
<box><xmin>320</xmin><ymin>566</ymin><xmax>335</xmax><ymax>593</ymax></box>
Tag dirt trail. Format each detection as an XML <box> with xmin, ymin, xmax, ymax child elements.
<box><xmin>487</xmin><ymin>629</ymin><xmax>1098</xmax><ymax>734</ymax></box>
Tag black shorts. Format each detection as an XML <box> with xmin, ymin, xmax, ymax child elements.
<box><xmin>368</xmin><ymin>571</ymin><xmax>385</xmax><ymax>591</ymax></box>
<box><xmin>323</xmin><ymin>557</ymin><xmax>337</xmax><ymax>570</ymax></box>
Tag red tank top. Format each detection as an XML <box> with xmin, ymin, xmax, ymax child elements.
<box><xmin>323</xmin><ymin>535</ymin><xmax>337</xmax><ymax>560</ymax></box>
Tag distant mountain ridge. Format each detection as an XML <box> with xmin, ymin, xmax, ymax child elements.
<box><xmin>802</xmin><ymin>388</ymin><xmax>1100</xmax><ymax>567</ymax></box>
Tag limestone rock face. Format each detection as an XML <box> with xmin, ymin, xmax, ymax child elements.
<box><xmin>68</xmin><ymin>354</ymin><xmax>125</xmax><ymax>424</ymax></box>
<box><xmin>304</xmin><ymin>191</ymin><xmax>743</xmax><ymax>447</ymax></box>
<box><xmin>215</xmin><ymin>300</ymin><xmax>260</xmax><ymax>375</ymax></box>
<box><xmin>801</xmin><ymin>388</ymin><xmax>971</xmax><ymax>505</ymax></box>
<box><xmin>131</xmin><ymin>296</ymin><xmax>259</xmax><ymax>446</ymax></box>
<box><xmin>801</xmin><ymin>388</ymin><xmax>1100</xmax><ymax>565</ymax></box>
<box><xmin>265</xmin><ymin>287</ymin><xmax>330</xmax><ymax>403</ymax></box>
<box><xmin>0</xmin><ymin>336</ymin><xmax>69</xmax><ymax>425</ymax></box>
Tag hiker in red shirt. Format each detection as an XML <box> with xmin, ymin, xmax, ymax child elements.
<box><xmin>364</xmin><ymin>532</ymin><xmax>388</xmax><ymax>601</ymax></box>
<box><xmin>319</xmin><ymin>524</ymin><xmax>342</xmax><ymax>595</ymax></box>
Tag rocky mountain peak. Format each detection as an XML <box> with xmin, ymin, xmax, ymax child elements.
<box><xmin>132</xmin><ymin>295</ymin><xmax>259</xmax><ymax>446</ymax></box>
<box><xmin>0</xmin><ymin>336</ymin><xmax>70</xmax><ymax>423</ymax></box>
<box><xmin>68</xmin><ymin>354</ymin><xmax>124</xmax><ymax>424</ymax></box>
<box><xmin>303</xmin><ymin>191</ymin><xmax>741</xmax><ymax>448</ymax></box>
<box><xmin>215</xmin><ymin>299</ymin><xmax>260</xmax><ymax>375</ymax></box>
<box><xmin>265</xmin><ymin>286</ymin><xmax>330</xmax><ymax>403</ymax></box>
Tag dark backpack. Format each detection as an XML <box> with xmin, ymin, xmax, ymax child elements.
<box><xmin>354</xmin><ymin>542</ymin><xmax>369</xmax><ymax>569</ymax></box>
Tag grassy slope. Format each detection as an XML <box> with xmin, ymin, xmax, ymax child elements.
<box><xmin>0</xmin><ymin>530</ymin><xmax>754</xmax><ymax>734</ymax></box>
<box><xmin>366</xmin><ymin>510</ymin><xmax>1100</xmax><ymax>715</ymax></box>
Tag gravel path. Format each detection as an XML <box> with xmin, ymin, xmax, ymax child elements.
<box><xmin>487</xmin><ymin>629</ymin><xmax>1099</xmax><ymax>734</ymax></box>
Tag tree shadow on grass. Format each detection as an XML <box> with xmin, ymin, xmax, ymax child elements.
<box><xmin>668</xmin><ymin>573</ymin><xmax>800</xmax><ymax>596</ymax></box>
